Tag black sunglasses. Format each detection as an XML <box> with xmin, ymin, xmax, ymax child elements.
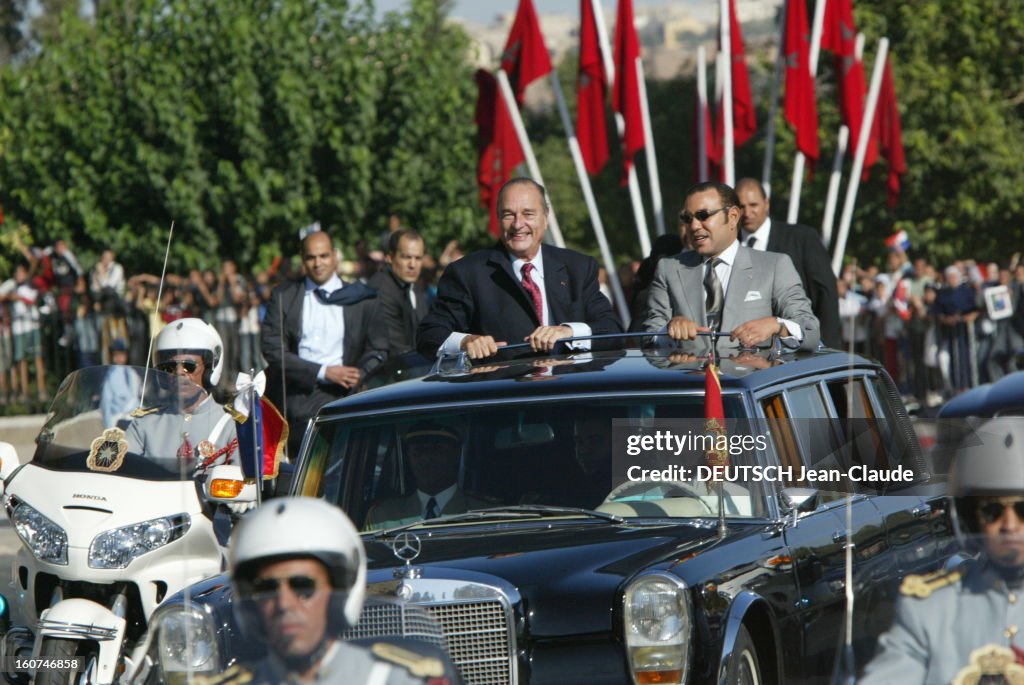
<box><xmin>157</xmin><ymin>359</ymin><xmax>200</xmax><ymax>374</ymax></box>
<box><xmin>244</xmin><ymin>574</ymin><xmax>320</xmax><ymax>600</ymax></box>
<box><xmin>977</xmin><ymin>499</ymin><xmax>1024</xmax><ymax>524</ymax></box>
<box><xmin>678</xmin><ymin>206</ymin><xmax>731</xmax><ymax>225</ymax></box>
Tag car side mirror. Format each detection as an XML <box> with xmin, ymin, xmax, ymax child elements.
<box><xmin>780</xmin><ymin>487</ymin><xmax>818</xmax><ymax>515</ymax></box>
<box><xmin>204</xmin><ymin>464</ymin><xmax>258</xmax><ymax>504</ymax></box>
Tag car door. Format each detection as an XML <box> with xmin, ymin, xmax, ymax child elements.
<box><xmin>760</xmin><ymin>382</ymin><xmax>887</xmax><ymax>683</ymax></box>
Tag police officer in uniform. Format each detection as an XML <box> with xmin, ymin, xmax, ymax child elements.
<box><xmin>125</xmin><ymin>318</ymin><xmax>238</xmax><ymax>474</ymax></box>
<box><xmin>202</xmin><ymin>497</ymin><xmax>461</xmax><ymax>685</ymax></box>
<box><xmin>860</xmin><ymin>417</ymin><xmax>1024</xmax><ymax>684</ymax></box>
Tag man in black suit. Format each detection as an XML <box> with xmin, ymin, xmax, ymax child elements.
<box><xmin>262</xmin><ymin>230</ymin><xmax>388</xmax><ymax>455</ymax></box>
<box><xmin>418</xmin><ymin>178</ymin><xmax>622</xmax><ymax>359</ymax></box>
<box><xmin>368</xmin><ymin>229</ymin><xmax>429</xmax><ymax>358</ymax></box>
<box><xmin>736</xmin><ymin>178</ymin><xmax>841</xmax><ymax>349</ymax></box>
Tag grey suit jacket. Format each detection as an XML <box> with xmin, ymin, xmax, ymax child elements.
<box><xmin>642</xmin><ymin>246</ymin><xmax>820</xmax><ymax>351</ymax></box>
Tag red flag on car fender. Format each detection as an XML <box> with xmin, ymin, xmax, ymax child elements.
<box><xmin>612</xmin><ymin>0</ymin><xmax>645</xmax><ymax>185</ymax></box>
<box><xmin>704</xmin><ymin>364</ymin><xmax>729</xmax><ymax>472</ymax></box>
<box><xmin>501</xmin><ymin>0</ymin><xmax>553</xmax><ymax>104</ymax></box>
<box><xmin>475</xmin><ymin>70</ymin><xmax>525</xmax><ymax>237</ymax></box>
<box><xmin>577</xmin><ymin>0</ymin><xmax>609</xmax><ymax>175</ymax></box>
<box><xmin>783</xmin><ymin>0</ymin><xmax>819</xmax><ymax>164</ymax></box>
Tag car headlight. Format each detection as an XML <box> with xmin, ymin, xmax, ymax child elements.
<box><xmin>623</xmin><ymin>572</ymin><xmax>691</xmax><ymax>685</ymax></box>
<box><xmin>12</xmin><ymin>502</ymin><xmax>68</xmax><ymax>565</ymax></box>
<box><xmin>89</xmin><ymin>514</ymin><xmax>191</xmax><ymax>569</ymax></box>
<box><xmin>154</xmin><ymin>604</ymin><xmax>220</xmax><ymax>681</ymax></box>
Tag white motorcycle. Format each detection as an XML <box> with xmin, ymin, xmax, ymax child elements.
<box><xmin>0</xmin><ymin>366</ymin><xmax>257</xmax><ymax>684</ymax></box>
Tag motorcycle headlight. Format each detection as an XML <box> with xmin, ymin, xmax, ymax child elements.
<box><xmin>12</xmin><ymin>502</ymin><xmax>68</xmax><ymax>565</ymax></box>
<box><xmin>89</xmin><ymin>514</ymin><xmax>191</xmax><ymax>569</ymax></box>
<box><xmin>623</xmin><ymin>572</ymin><xmax>692</xmax><ymax>685</ymax></box>
<box><xmin>155</xmin><ymin>604</ymin><xmax>220</xmax><ymax>680</ymax></box>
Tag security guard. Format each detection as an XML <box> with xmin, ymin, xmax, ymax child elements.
<box><xmin>124</xmin><ymin>318</ymin><xmax>238</xmax><ymax>473</ymax></box>
<box><xmin>205</xmin><ymin>497</ymin><xmax>461</xmax><ymax>684</ymax></box>
<box><xmin>859</xmin><ymin>417</ymin><xmax>1024</xmax><ymax>684</ymax></box>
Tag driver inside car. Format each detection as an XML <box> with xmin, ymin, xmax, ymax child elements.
<box><xmin>363</xmin><ymin>421</ymin><xmax>488</xmax><ymax>531</ymax></box>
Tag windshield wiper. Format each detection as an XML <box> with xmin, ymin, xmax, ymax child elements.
<box><xmin>366</xmin><ymin>505</ymin><xmax>624</xmax><ymax>539</ymax></box>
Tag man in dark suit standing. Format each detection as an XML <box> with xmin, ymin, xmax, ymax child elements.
<box><xmin>736</xmin><ymin>178</ymin><xmax>841</xmax><ymax>349</ymax></box>
<box><xmin>262</xmin><ymin>230</ymin><xmax>387</xmax><ymax>456</ymax></box>
<box><xmin>368</xmin><ymin>228</ymin><xmax>429</xmax><ymax>358</ymax></box>
<box><xmin>418</xmin><ymin>178</ymin><xmax>622</xmax><ymax>359</ymax></box>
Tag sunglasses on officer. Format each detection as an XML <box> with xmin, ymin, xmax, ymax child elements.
<box><xmin>977</xmin><ymin>498</ymin><xmax>1024</xmax><ymax>525</ymax></box>
<box><xmin>243</xmin><ymin>574</ymin><xmax>322</xmax><ymax>601</ymax></box>
<box><xmin>156</xmin><ymin>359</ymin><xmax>201</xmax><ymax>374</ymax></box>
<box><xmin>678</xmin><ymin>206</ymin><xmax>732</xmax><ymax>226</ymax></box>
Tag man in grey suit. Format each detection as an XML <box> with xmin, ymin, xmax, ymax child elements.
<box><xmin>642</xmin><ymin>181</ymin><xmax>820</xmax><ymax>352</ymax></box>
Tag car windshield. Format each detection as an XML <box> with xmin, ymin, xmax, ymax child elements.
<box><xmin>27</xmin><ymin>365</ymin><xmax>216</xmax><ymax>481</ymax></box>
<box><xmin>294</xmin><ymin>395</ymin><xmax>771</xmax><ymax>530</ymax></box>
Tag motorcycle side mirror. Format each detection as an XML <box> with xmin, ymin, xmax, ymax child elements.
<box><xmin>0</xmin><ymin>442</ymin><xmax>19</xmax><ymax>489</ymax></box>
<box><xmin>204</xmin><ymin>464</ymin><xmax>258</xmax><ymax>505</ymax></box>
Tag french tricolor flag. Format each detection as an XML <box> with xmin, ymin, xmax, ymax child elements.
<box><xmin>885</xmin><ymin>230</ymin><xmax>911</xmax><ymax>251</ymax></box>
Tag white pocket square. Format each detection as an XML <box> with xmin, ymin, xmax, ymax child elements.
<box><xmin>744</xmin><ymin>291</ymin><xmax>762</xmax><ymax>302</ymax></box>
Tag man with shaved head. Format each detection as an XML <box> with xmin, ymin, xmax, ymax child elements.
<box><xmin>262</xmin><ymin>230</ymin><xmax>388</xmax><ymax>456</ymax></box>
<box><xmin>735</xmin><ymin>178</ymin><xmax>841</xmax><ymax>348</ymax></box>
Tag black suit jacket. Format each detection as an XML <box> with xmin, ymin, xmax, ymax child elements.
<box><xmin>417</xmin><ymin>244</ymin><xmax>622</xmax><ymax>357</ymax></box>
<box><xmin>367</xmin><ymin>267</ymin><xmax>428</xmax><ymax>357</ymax></box>
<box><xmin>765</xmin><ymin>221</ymin><xmax>842</xmax><ymax>348</ymax></box>
<box><xmin>261</xmin><ymin>278</ymin><xmax>387</xmax><ymax>430</ymax></box>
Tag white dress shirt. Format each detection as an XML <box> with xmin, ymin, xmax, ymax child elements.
<box><xmin>439</xmin><ymin>245</ymin><xmax>592</xmax><ymax>355</ymax></box>
<box><xmin>740</xmin><ymin>217</ymin><xmax>772</xmax><ymax>252</ymax></box>
<box><xmin>298</xmin><ymin>275</ymin><xmax>347</xmax><ymax>381</ymax></box>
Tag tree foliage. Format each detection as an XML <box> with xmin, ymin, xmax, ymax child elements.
<box><xmin>0</xmin><ymin>0</ymin><xmax>479</xmax><ymax>272</ymax></box>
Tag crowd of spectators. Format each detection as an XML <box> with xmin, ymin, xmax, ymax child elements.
<box><xmin>2</xmin><ymin>225</ymin><xmax>1022</xmax><ymax>414</ymax></box>
<box><xmin>0</xmin><ymin>224</ymin><xmax>462</xmax><ymax>409</ymax></box>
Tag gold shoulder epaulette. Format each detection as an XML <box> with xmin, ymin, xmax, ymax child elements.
<box><xmin>225</xmin><ymin>402</ymin><xmax>246</xmax><ymax>423</ymax></box>
<box><xmin>129</xmin><ymin>406</ymin><xmax>160</xmax><ymax>418</ymax></box>
<box><xmin>371</xmin><ymin>642</ymin><xmax>445</xmax><ymax>678</ymax></box>
<box><xmin>191</xmin><ymin>664</ymin><xmax>254</xmax><ymax>685</ymax></box>
<box><xmin>900</xmin><ymin>568</ymin><xmax>962</xmax><ymax>599</ymax></box>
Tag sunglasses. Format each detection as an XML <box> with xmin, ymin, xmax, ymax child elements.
<box><xmin>157</xmin><ymin>359</ymin><xmax>200</xmax><ymax>374</ymax></box>
<box><xmin>679</xmin><ymin>206</ymin><xmax>731</xmax><ymax>225</ymax></box>
<box><xmin>977</xmin><ymin>499</ymin><xmax>1024</xmax><ymax>524</ymax></box>
<box><xmin>244</xmin><ymin>574</ymin><xmax>321</xmax><ymax>601</ymax></box>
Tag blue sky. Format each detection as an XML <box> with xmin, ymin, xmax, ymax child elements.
<box><xmin>371</xmin><ymin>1</ymin><xmax>674</xmax><ymax>23</ymax></box>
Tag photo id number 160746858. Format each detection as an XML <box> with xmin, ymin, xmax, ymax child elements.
<box><xmin>5</xmin><ymin>657</ymin><xmax>85</xmax><ymax>673</ymax></box>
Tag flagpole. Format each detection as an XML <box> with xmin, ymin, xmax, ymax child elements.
<box><xmin>720</xmin><ymin>0</ymin><xmax>735</xmax><ymax>186</ymax></box>
<box><xmin>636</xmin><ymin>57</ymin><xmax>665</xmax><ymax>236</ymax></box>
<box><xmin>592</xmin><ymin>0</ymin><xmax>651</xmax><ymax>257</ymax></box>
<box><xmin>821</xmin><ymin>31</ymin><xmax>864</xmax><ymax>246</ymax></box>
<box><xmin>549</xmin><ymin>72</ymin><xmax>632</xmax><ymax>326</ymax></box>
<box><xmin>761</xmin><ymin>0</ymin><xmax>787</xmax><ymax>197</ymax></box>
<box><xmin>786</xmin><ymin>0</ymin><xmax>827</xmax><ymax>223</ymax></box>
<box><xmin>496</xmin><ymin>69</ymin><xmax>565</xmax><ymax>247</ymax></box>
<box><xmin>697</xmin><ymin>46</ymin><xmax>710</xmax><ymax>182</ymax></box>
<box><xmin>831</xmin><ymin>37</ymin><xmax>888</xmax><ymax>276</ymax></box>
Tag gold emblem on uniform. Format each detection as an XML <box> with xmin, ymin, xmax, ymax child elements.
<box><xmin>952</xmin><ymin>644</ymin><xmax>1024</xmax><ymax>685</ymax></box>
<box><xmin>87</xmin><ymin>428</ymin><xmax>129</xmax><ymax>473</ymax></box>
<box><xmin>900</xmin><ymin>568</ymin><xmax>962</xmax><ymax>599</ymax></box>
<box><xmin>371</xmin><ymin>642</ymin><xmax>445</xmax><ymax>678</ymax></box>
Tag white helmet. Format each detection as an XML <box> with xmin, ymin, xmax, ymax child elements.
<box><xmin>154</xmin><ymin>318</ymin><xmax>224</xmax><ymax>387</ymax></box>
<box><xmin>229</xmin><ymin>497</ymin><xmax>366</xmax><ymax>633</ymax></box>
<box><xmin>950</xmin><ymin>417</ymin><xmax>1024</xmax><ymax>545</ymax></box>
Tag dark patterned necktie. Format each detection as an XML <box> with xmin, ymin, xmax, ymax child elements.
<box><xmin>313</xmin><ymin>282</ymin><xmax>377</xmax><ymax>306</ymax></box>
<box><xmin>746</xmin><ymin>236</ymin><xmax>757</xmax><ymax>248</ymax></box>
<box><xmin>520</xmin><ymin>263</ymin><xmax>544</xmax><ymax>324</ymax></box>
<box><xmin>704</xmin><ymin>257</ymin><xmax>724</xmax><ymax>331</ymax></box>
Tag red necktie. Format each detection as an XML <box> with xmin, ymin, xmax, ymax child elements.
<box><xmin>521</xmin><ymin>262</ymin><xmax>544</xmax><ymax>324</ymax></box>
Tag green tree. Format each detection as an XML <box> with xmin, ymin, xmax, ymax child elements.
<box><xmin>0</xmin><ymin>0</ymin><xmax>479</xmax><ymax>272</ymax></box>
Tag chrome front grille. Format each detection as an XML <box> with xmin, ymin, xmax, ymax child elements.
<box><xmin>424</xmin><ymin>599</ymin><xmax>511</xmax><ymax>685</ymax></box>
<box><xmin>360</xmin><ymin>578</ymin><xmax>518</xmax><ymax>685</ymax></box>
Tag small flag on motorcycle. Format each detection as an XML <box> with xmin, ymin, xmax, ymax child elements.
<box><xmin>232</xmin><ymin>371</ymin><xmax>288</xmax><ymax>482</ymax></box>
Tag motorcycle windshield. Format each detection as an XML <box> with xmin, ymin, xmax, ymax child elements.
<box><xmin>28</xmin><ymin>365</ymin><xmax>219</xmax><ymax>481</ymax></box>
